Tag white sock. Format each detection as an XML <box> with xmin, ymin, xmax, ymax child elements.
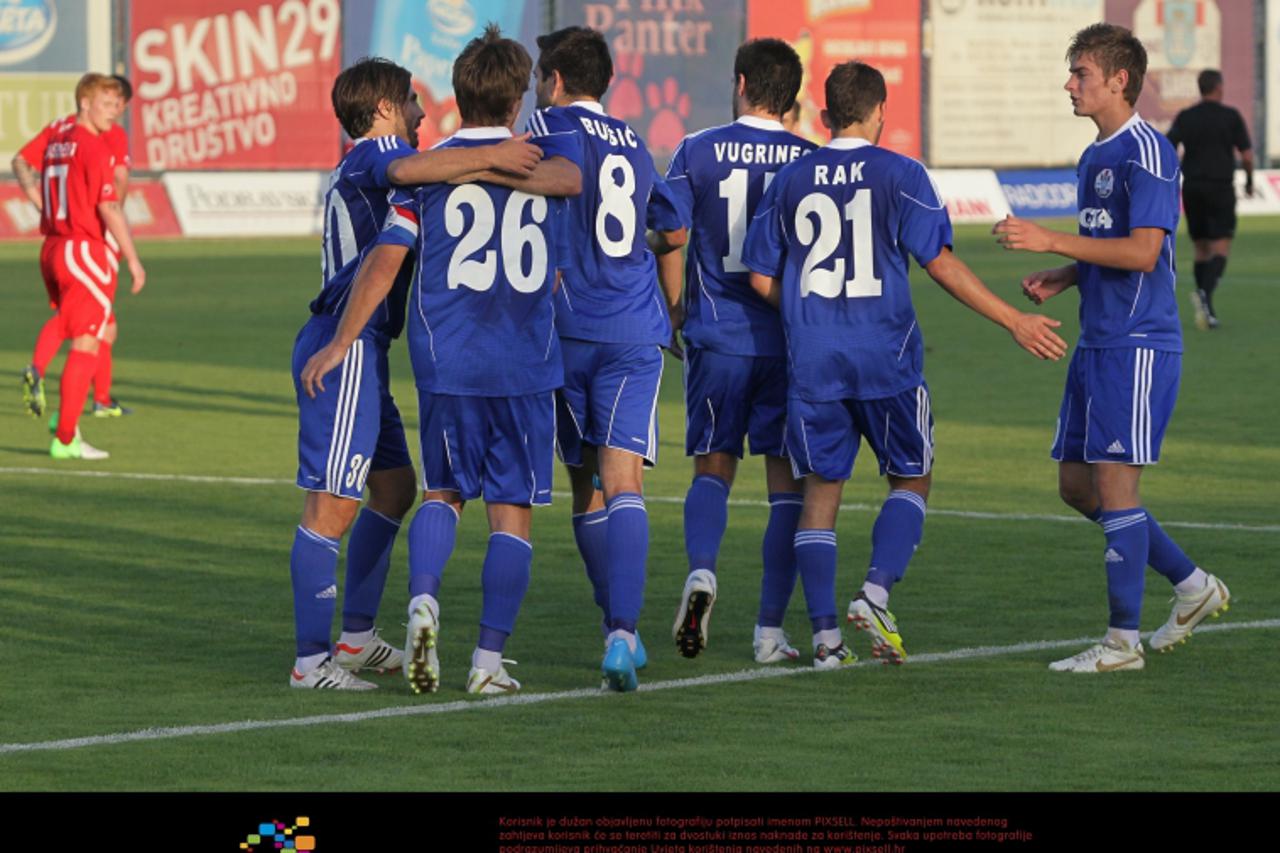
<box><xmin>861</xmin><ymin>582</ymin><xmax>890</xmax><ymax>609</ymax></box>
<box><xmin>472</xmin><ymin>647</ymin><xmax>503</xmax><ymax>673</ymax></box>
<box><xmin>755</xmin><ymin>625</ymin><xmax>785</xmax><ymax>642</ymax></box>
<box><xmin>607</xmin><ymin>628</ymin><xmax>636</xmax><ymax>653</ymax></box>
<box><xmin>1174</xmin><ymin>567</ymin><xmax>1209</xmax><ymax>596</ymax></box>
<box><xmin>813</xmin><ymin>628</ymin><xmax>842</xmax><ymax>650</ymax></box>
<box><xmin>408</xmin><ymin>594</ymin><xmax>439</xmax><ymax>620</ymax></box>
<box><xmin>1105</xmin><ymin>628</ymin><xmax>1141</xmax><ymax>649</ymax></box>
<box><xmin>338</xmin><ymin>628</ymin><xmax>374</xmax><ymax>647</ymax></box>
<box><xmin>294</xmin><ymin>652</ymin><xmax>327</xmax><ymax>674</ymax></box>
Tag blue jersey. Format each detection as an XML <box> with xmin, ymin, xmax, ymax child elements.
<box><xmin>666</xmin><ymin>116</ymin><xmax>816</xmax><ymax>357</ymax></box>
<box><xmin>743</xmin><ymin>138</ymin><xmax>952</xmax><ymax>402</ymax></box>
<box><xmin>378</xmin><ymin>128</ymin><xmax>563</xmax><ymax>397</ymax></box>
<box><xmin>1075</xmin><ymin>114</ymin><xmax>1182</xmax><ymax>352</ymax></box>
<box><xmin>527</xmin><ymin>101</ymin><xmax>684</xmax><ymax>345</ymax></box>
<box><xmin>314</xmin><ymin>135</ymin><xmax>416</xmax><ymax>340</ymax></box>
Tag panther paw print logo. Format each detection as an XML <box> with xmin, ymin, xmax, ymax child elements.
<box><xmin>645</xmin><ymin>77</ymin><xmax>691</xmax><ymax>156</ymax></box>
<box><xmin>607</xmin><ymin>51</ymin><xmax>646</xmax><ymax>122</ymax></box>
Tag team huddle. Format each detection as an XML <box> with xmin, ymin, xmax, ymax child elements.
<box><xmin>15</xmin><ymin>22</ymin><xmax>1233</xmax><ymax>695</ymax></box>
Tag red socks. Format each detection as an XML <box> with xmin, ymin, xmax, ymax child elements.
<box><xmin>56</xmin><ymin>349</ymin><xmax>97</xmax><ymax>445</ymax></box>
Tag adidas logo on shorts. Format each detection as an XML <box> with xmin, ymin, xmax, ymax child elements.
<box><xmin>1104</xmin><ymin>548</ymin><xmax>1124</xmax><ymax>564</ymax></box>
<box><xmin>1107</xmin><ymin>440</ymin><xmax>1126</xmax><ymax>454</ymax></box>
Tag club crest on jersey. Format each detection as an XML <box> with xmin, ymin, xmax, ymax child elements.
<box><xmin>1094</xmin><ymin>168</ymin><xmax>1115</xmax><ymax>199</ymax></box>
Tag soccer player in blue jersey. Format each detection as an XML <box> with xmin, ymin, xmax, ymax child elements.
<box><xmin>994</xmin><ymin>24</ymin><xmax>1231</xmax><ymax>672</ymax></box>
<box><xmin>302</xmin><ymin>28</ymin><xmax>578</xmax><ymax>695</ymax></box>
<box><xmin>745</xmin><ymin>61</ymin><xmax>1066</xmax><ymax>669</ymax></box>
<box><xmin>528</xmin><ymin>26</ymin><xmax>687</xmax><ymax>691</ymax></box>
<box><xmin>287</xmin><ymin>56</ymin><xmax>569</xmax><ymax>691</ymax></box>
<box><xmin>660</xmin><ymin>39</ymin><xmax>816</xmax><ymax>663</ymax></box>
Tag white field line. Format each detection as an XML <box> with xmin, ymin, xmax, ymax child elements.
<box><xmin>2</xmin><ymin>466</ymin><xmax>1277</xmax><ymax>534</ymax></box>
<box><xmin>2</xmin><ymin>618</ymin><xmax>1276</xmax><ymax>756</ymax></box>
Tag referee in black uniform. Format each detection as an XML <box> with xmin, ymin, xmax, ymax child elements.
<box><xmin>1166</xmin><ymin>69</ymin><xmax>1254</xmax><ymax>329</ymax></box>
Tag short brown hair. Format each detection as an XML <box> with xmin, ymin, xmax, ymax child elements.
<box><xmin>75</xmin><ymin>73</ymin><xmax>123</xmax><ymax>106</ymax></box>
<box><xmin>536</xmin><ymin>27</ymin><xmax>612</xmax><ymax>100</ymax></box>
<box><xmin>332</xmin><ymin>57</ymin><xmax>412</xmax><ymax>138</ymax></box>
<box><xmin>734</xmin><ymin>39</ymin><xmax>803</xmax><ymax>117</ymax></box>
<box><xmin>454</xmin><ymin>23</ymin><xmax>532</xmax><ymax>126</ymax></box>
<box><xmin>1068</xmin><ymin>23</ymin><xmax>1147</xmax><ymax>106</ymax></box>
<box><xmin>824</xmin><ymin>61</ymin><xmax>886</xmax><ymax>131</ymax></box>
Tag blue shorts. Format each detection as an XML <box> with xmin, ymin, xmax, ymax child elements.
<box><xmin>684</xmin><ymin>347</ymin><xmax>787</xmax><ymax>458</ymax></box>
<box><xmin>1051</xmin><ymin>347</ymin><xmax>1180</xmax><ymax>465</ymax></box>
<box><xmin>786</xmin><ymin>384</ymin><xmax>934</xmax><ymax>481</ymax></box>
<box><xmin>293</xmin><ymin>316</ymin><xmax>412</xmax><ymax>499</ymax></box>
<box><xmin>556</xmin><ymin>339</ymin><xmax>664</xmax><ymax>467</ymax></box>
<box><xmin>419</xmin><ymin>390</ymin><xmax>556</xmax><ymax>506</ymax></box>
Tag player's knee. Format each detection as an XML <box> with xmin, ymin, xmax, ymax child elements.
<box><xmin>367</xmin><ymin>466</ymin><xmax>417</xmax><ymax>519</ymax></box>
<box><xmin>301</xmin><ymin>492</ymin><xmax>360</xmax><ymax>538</ymax></box>
<box><xmin>694</xmin><ymin>452</ymin><xmax>737</xmax><ymax>487</ymax></box>
<box><xmin>1058</xmin><ymin>482</ymin><xmax>1094</xmax><ymax>514</ymax></box>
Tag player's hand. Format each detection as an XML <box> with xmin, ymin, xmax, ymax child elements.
<box><xmin>1244</xmin><ymin>180</ymin><xmax>1256</xmax><ymax>198</ymax></box>
<box><xmin>300</xmin><ymin>343</ymin><xmax>347</xmax><ymax>399</ymax></box>
<box><xmin>1009</xmin><ymin>312</ymin><xmax>1067</xmax><ymax>361</ymax></box>
<box><xmin>128</xmin><ymin>258</ymin><xmax>146</xmax><ymax>294</ymax></box>
<box><xmin>489</xmin><ymin>133</ymin><xmax>542</xmax><ymax>176</ymax></box>
<box><xmin>993</xmin><ymin>214</ymin><xmax>1056</xmax><ymax>254</ymax></box>
<box><xmin>666</xmin><ymin>332</ymin><xmax>685</xmax><ymax>362</ymax></box>
<box><xmin>668</xmin><ymin>300</ymin><xmax>685</xmax><ymax>334</ymax></box>
<box><xmin>1021</xmin><ymin>267</ymin><xmax>1074</xmax><ymax>305</ymax></box>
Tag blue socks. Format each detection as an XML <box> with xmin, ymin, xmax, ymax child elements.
<box><xmin>1101</xmin><ymin>509</ymin><xmax>1149</xmax><ymax>630</ymax></box>
<box><xmin>684</xmin><ymin>474</ymin><xmax>729</xmax><ymax>573</ymax></box>
<box><xmin>794</xmin><ymin>528</ymin><xmax>838</xmax><ymax>632</ymax></box>
<box><xmin>758</xmin><ymin>492</ymin><xmax>802</xmax><ymax>627</ymax></box>
<box><xmin>865</xmin><ymin>490</ymin><xmax>927</xmax><ymax>591</ymax></box>
<box><xmin>572</xmin><ymin>508</ymin><xmax>611</xmax><ymax>625</ymax></box>
<box><xmin>605</xmin><ymin>492</ymin><xmax>648</xmax><ymax>634</ymax></box>
<box><xmin>342</xmin><ymin>508</ymin><xmax>400</xmax><ymax>633</ymax></box>
<box><xmin>478</xmin><ymin>532</ymin><xmax>533</xmax><ymax>653</ymax></box>
<box><xmin>1086</xmin><ymin>506</ymin><xmax>1196</xmax><ymax>587</ymax></box>
<box><xmin>1144</xmin><ymin>511</ymin><xmax>1196</xmax><ymax>586</ymax></box>
<box><xmin>407</xmin><ymin>500</ymin><xmax>458</xmax><ymax>599</ymax></box>
<box><xmin>291</xmin><ymin>526</ymin><xmax>339</xmax><ymax>657</ymax></box>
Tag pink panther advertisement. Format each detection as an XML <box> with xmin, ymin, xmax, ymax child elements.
<box><xmin>555</xmin><ymin>0</ymin><xmax>746</xmax><ymax>163</ymax></box>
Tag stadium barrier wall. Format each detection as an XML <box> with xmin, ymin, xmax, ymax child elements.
<box><xmin>0</xmin><ymin>177</ymin><xmax>181</xmax><ymax>240</ymax></box>
<box><xmin>4</xmin><ymin>169</ymin><xmax>1277</xmax><ymax>241</ymax></box>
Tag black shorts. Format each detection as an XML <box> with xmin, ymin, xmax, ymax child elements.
<box><xmin>1182</xmin><ymin>181</ymin><xmax>1237</xmax><ymax>241</ymax></box>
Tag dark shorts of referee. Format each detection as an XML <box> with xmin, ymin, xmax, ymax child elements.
<box><xmin>1182</xmin><ymin>180</ymin><xmax>1237</xmax><ymax>241</ymax></box>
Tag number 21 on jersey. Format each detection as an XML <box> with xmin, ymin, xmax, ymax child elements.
<box><xmin>795</xmin><ymin>188</ymin><xmax>882</xmax><ymax>299</ymax></box>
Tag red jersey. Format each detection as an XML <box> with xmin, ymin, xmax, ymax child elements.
<box><xmin>36</xmin><ymin>123</ymin><xmax>117</xmax><ymax>241</ymax></box>
<box><xmin>19</xmin><ymin>114</ymin><xmax>130</xmax><ymax>172</ymax></box>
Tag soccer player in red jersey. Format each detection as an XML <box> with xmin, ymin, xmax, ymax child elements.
<box><xmin>19</xmin><ymin>73</ymin><xmax>146</xmax><ymax>459</ymax></box>
<box><xmin>15</xmin><ymin>76</ymin><xmax>136</xmax><ymax>419</ymax></box>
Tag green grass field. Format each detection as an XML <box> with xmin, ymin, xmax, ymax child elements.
<box><xmin>1</xmin><ymin>219</ymin><xmax>1276</xmax><ymax>792</ymax></box>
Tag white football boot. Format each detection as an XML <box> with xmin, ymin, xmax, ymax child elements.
<box><xmin>405</xmin><ymin>598</ymin><xmax>441</xmax><ymax>694</ymax></box>
<box><xmin>1150</xmin><ymin>574</ymin><xmax>1231</xmax><ymax>653</ymax></box>
<box><xmin>1049</xmin><ymin>638</ymin><xmax>1145</xmax><ymax>673</ymax></box>
<box><xmin>290</xmin><ymin>656</ymin><xmax>377</xmax><ymax>690</ymax></box>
